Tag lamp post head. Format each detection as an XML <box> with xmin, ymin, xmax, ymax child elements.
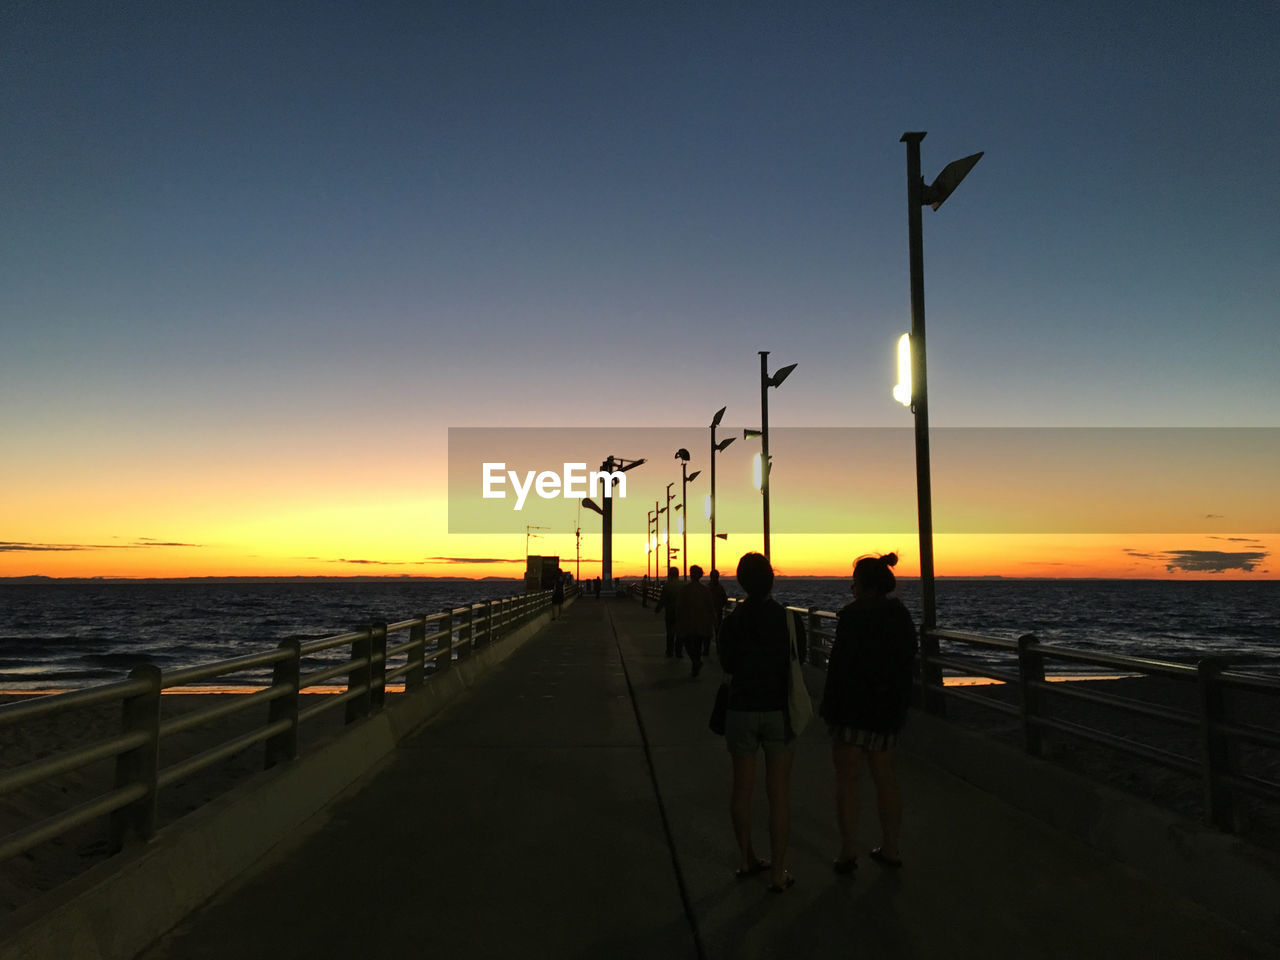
<box><xmin>768</xmin><ymin>363</ymin><xmax>797</xmax><ymax>389</ymax></box>
<box><xmin>687</xmin><ymin>470</ymin><xmax>701</xmax><ymax>483</ymax></box>
<box><xmin>743</xmin><ymin>428</ymin><xmax>762</xmax><ymax>440</ymax></box>
<box><xmin>675</xmin><ymin>448</ymin><xmax>691</xmax><ymax>462</ymax></box>
<box><xmin>607</xmin><ymin>456</ymin><xmax>646</xmax><ymax>473</ymax></box>
<box><xmin>893</xmin><ymin>333</ymin><xmax>913</xmax><ymax>407</ymax></box>
<box><xmin>923</xmin><ymin>152</ymin><xmax>983</xmax><ymax>211</ymax></box>
<box><xmin>716</xmin><ymin>436</ymin><xmax>736</xmax><ymax>452</ymax></box>
<box><xmin>711</xmin><ymin>406</ymin><xmax>727</xmax><ymax>428</ymax></box>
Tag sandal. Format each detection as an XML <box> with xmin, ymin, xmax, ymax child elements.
<box><xmin>734</xmin><ymin>859</ymin><xmax>770</xmax><ymax>879</ymax></box>
<box><xmin>767</xmin><ymin>874</ymin><xmax>796</xmax><ymax>893</ymax></box>
<box><xmin>870</xmin><ymin>847</ymin><xmax>903</xmax><ymax>868</ymax></box>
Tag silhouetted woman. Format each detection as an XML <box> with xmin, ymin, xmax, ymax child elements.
<box><xmin>717</xmin><ymin>552</ymin><xmax>806</xmax><ymax>892</ymax></box>
<box><xmin>820</xmin><ymin>553</ymin><xmax>917</xmax><ymax>872</ymax></box>
<box><xmin>551</xmin><ymin>575</ymin><xmax>565</xmax><ymax>619</ymax></box>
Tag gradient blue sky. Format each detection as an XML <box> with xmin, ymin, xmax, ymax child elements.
<box><xmin>3</xmin><ymin>1</ymin><xmax>1277</xmax><ymax>577</ymax></box>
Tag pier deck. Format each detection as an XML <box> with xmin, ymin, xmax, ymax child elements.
<box><xmin>138</xmin><ymin>597</ymin><xmax>1271</xmax><ymax>959</ymax></box>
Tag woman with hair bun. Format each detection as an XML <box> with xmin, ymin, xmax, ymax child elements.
<box><xmin>819</xmin><ymin>552</ymin><xmax>917</xmax><ymax>872</ymax></box>
<box><xmin>717</xmin><ymin>552</ymin><xmax>806</xmax><ymax>892</ymax></box>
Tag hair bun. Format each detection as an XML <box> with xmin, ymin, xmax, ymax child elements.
<box><xmin>882</xmin><ymin>552</ymin><xmax>899</xmax><ymax>568</ymax></box>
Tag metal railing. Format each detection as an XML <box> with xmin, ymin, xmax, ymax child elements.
<box><xmin>718</xmin><ymin>596</ymin><xmax>839</xmax><ymax>666</ymax></box>
<box><xmin>917</xmin><ymin>627</ymin><xmax>1280</xmax><ymax>834</ymax></box>
<box><xmin>0</xmin><ymin>588</ymin><xmax>559</xmax><ymax>868</ymax></box>
<box><xmin>639</xmin><ymin>587</ymin><xmax>1278</xmax><ymax>836</ymax></box>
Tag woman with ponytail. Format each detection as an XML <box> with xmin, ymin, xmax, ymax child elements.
<box><xmin>819</xmin><ymin>552</ymin><xmax>917</xmax><ymax>872</ymax></box>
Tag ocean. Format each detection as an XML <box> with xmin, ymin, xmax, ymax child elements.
<box><xmin>0</xmin><ymin>578</ymin><xmax>1276</xmax><ymax>691</ymax></box>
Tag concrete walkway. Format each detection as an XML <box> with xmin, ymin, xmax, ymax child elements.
<box><xmin>139</xmin><ymin>598</ymin><xmax>1273</xmax><ymax>959</ymax></box>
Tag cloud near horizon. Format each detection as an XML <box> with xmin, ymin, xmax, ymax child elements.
<box><xmin>0</xmin><ymin>540</ymin><xmax>203</xmax><ymax>552</ymax></box>
<box><xmin>312</xmin><ymin>556</ymin><xmax>526</xmax><ymax>566</ymax></box>
<box><xmin>1123</xmin><ymin>547</ymin><xmax>1269</xmax><ymax>573</ymax></box>
<box><xmin>424</xmin><ymin>556</ymin><xmax>523</xmax><ymax>565</ymax></box>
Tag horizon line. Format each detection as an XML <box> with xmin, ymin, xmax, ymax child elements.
<box><xmin>1</xmin><ymin>574</ymin><xmax>1274</xmax><ymax>584</ymax></box>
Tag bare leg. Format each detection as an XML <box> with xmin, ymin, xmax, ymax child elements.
<box><xmin>832</xmin><ymin>743</ymin><xmax>867</xmax><ymax>860</ymax></box>
<box><xmin>730</xmin><ymin>754</ymin><xmax>760</xmax><ymax>872</ymax></box>
<box><xmin>763</xmin><ymin>749</ymin><xmax>794</xmax><ymax>886</ymax></box>
<box><xmin>866</xmin><ymin>748</ymin><xmax>903</xmax><ymax>860</ymax></box>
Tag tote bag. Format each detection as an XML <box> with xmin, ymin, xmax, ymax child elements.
<box><xmin>787</xmin><ymin>613</ymin><xmax>812</xmax><ymax>735</ymax></box>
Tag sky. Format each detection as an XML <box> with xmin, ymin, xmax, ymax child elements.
<box><xmin>2</xmin><ymin>0</ymin><xmax>1276</xmax><ymax>581</ymax></box>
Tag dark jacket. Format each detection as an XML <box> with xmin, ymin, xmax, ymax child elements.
<box><xmin>820</xmin><ymin>598</ymin><xmax>917</xmax><ymax>734</ymax></box>
<box><xmin>676</xmin><ymin>580</ymin><xmax>716</xmax><ymax>638</ymax></box>
<box><xmin>718</xmin><ymin>598</ymin><xmax>806</xmax><ymax>712</ymax></box>
<box><xmin>654</xmin><ymin>578</ymin><xmax>681</xmax><ymax>621</ymax></box>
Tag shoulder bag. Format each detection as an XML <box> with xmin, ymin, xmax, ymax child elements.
<box><xmin>787</xmin><ymin>612</ymin><xmax>812</xmax><ymax>735</ymax></box>
<box><xmin>709</xmin><ymin>677</ymin><xmax>730</xmax><ymax>735</ymax></box>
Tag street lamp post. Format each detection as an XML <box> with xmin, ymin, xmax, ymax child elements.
<box><xmin>750</xmin><ymin>352</ymin><xmax>797</xmax><ymax>561</ymax></box>
<box><xmin>647</xmin><ymin>509</ymin><xmax>657</xmax><ymax>579</ymax></box>
<box><xmin>663</xmin><ymin>482</ymin><xmax>676</xmax><ymax>574</ymax></box>
<box><xmin>899</xmin><ymin>130</ymin><xmax>983</xmax><ymax>714</ymax></box>
<box><xmin>655</xmin><ymin>499</ymin><xmax>667</xmax><ymax>579</ymax></box>
<box><xmin>581</xmin><ymin>455</ymin><xmax>646</xmax><ymax>592</ymax></box>
<box><xmin>575</xmin><ymin>499</ymin><xmax>592</xmax><ymax>585</ymax></box>
<box><xmin>709</xmin><ymin>407</ymin><xmax>735</xmax><ymax>576</ymax></box>
<box><xmin>674</xmin><ymin>448</ymin><xmax>701</xmax><ymax>578</ymax></box>
<box><xmin>643</xmin><ymin>507</ymin><xmax>657</xmax><ymax>606</ymax></box>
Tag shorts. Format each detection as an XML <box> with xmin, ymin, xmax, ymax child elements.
<box><xmin>725</xmin><ymin>709</ymin><xmax>793</xmax><ymax>756</ymax></box>
<box><xmin>829</xmin><ymin>725</ymin><xmax>898</xmax><ymax>751</ymax></box>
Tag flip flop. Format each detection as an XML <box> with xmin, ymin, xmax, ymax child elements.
<box><xmin>870</xmin><ymin>848</ymin><xmax>903</xmax><ymax>868</ymax></box>
<box><xmin>734</xmin><ymin>859</ymin><xmax>770</xmax><ymax>879</ymax></box>
<box><xmin>767</xmin><ymin>874</ymin><xmax>796</xmax><ymax>893</ymax></box>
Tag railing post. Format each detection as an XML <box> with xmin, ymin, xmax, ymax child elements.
<box><xmin>265</xmin><ymin>639</ymin><xmax>301</xmax><ymax>769</ymax></box>
<box><xmin>807</xmin><ymin>608</ymin><xmax>823</xmax><ymax>667</ymax></box>
<box><xmin>461</xmin><ymin>605</ymin><xmax>474</xmax><ymax>659</ymax></box>
<box><xmin>919</xmin><ymin>627</ymin><xmax>946</xmax><ymax>716</ymax></box>
<box><xmin>436</xmin><ymin>609</ymin><xmax>454</xmax><ymax>675</ymax></box>
<box><xmin>1198</xmin><ymin>656</ymin><xmax>1237</xmax><ymax>832</ymax></box>
<box><xmin>1017</xmin><ymin>634</ymin><xmax>1046</xmax><ymax>758</ymax></box>
<box><xmin>486</xmin><ymin>600</ymin><xmax>496</xmax><ymax>647</ymax></box>
<box><xmin>369</xmin><ymin>621</ymin><xmax>387</xmax><ymax>711</ymax></box>
<box><xmin>345</xmin><ymin>628</ymin><xmax>373</xmax><ymax>724</ymax></box>
<box><xmin>406</xmin><ymin>619</ymin><xmax>426</xmax><ymax>690</ymax></box>
<box><xmin>110</xmin><ymin>664</ymin><xmax>162</xmax><ymax>850</ymax></box>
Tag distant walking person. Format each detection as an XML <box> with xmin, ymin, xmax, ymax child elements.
<box><xmin>707</xmin><ymin>569</ymin><xmax>728</xmax><ymax>653</ymax></box>
<box><xmin>654</xmin><ymin>567</ymin><xmax>682</xmax><ymax>657</ymax></box>
<box><xmin>820</xmin><ymin>553</ymin><xmax>917</xmax><ymax>873</ymax></box>
<box><xmin>551</xmin><ymin>575</ymin><xmax>565</xmax><ymax>619</ymax></box>
<box><xmin>676</xmin><ymin>565</ymin><xmax>716</xmax><ymax>677</ymax></box>
<box><xmin>717</xmin><ymin>552</ymin><xmax>806</xmax><ymax>893</ymax></box>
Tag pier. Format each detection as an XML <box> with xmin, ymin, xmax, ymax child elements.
<box><xmin>40</xmin><ymin>596</ymin><xmax>1278</xmax><ymax>958</ymax></box>
<box><xmin>3</xmin><ymin>593</ymin><xmax>1279</xmax><ymax>958</ymax></box>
